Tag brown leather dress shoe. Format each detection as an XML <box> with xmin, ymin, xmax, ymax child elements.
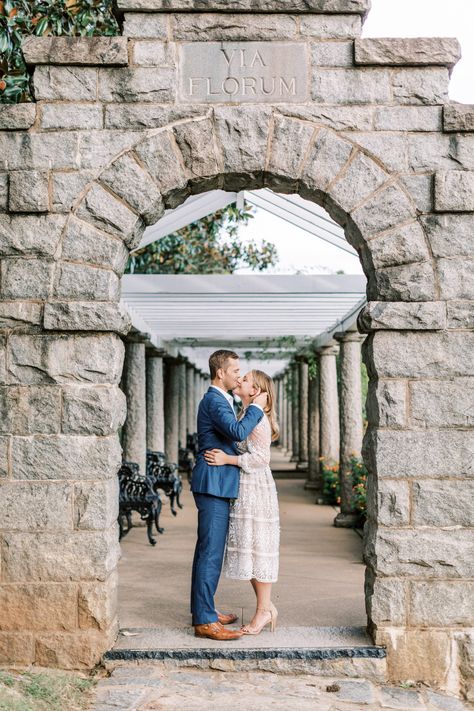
<box><xmin>217</xmin><ymin>612</ymin><xmax>239</xmax><ymax>625</ymax></box>
<box><xmin>194</xmin><ymin>622</ymin><xmax>243</xmax><ymax>640</ymax></box>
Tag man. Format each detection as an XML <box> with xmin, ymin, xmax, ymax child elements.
<box><xmin>190</xmin><ymin>349</ymin><xmax>266</xmax><ymax>641</ymax></box>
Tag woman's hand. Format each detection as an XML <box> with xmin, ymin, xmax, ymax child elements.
<box><xmin>204</xmin><ymin>449</ymin><xmax>229</xmax><ymax>466</ymax></box>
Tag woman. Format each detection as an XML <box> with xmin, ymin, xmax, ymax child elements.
<box><xmin>204</xmin><ymin>369</ymin><xmax>280</xmax><ymax>635</ymax></box>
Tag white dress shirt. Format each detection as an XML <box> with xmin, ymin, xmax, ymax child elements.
<box><xmin>209</xmin><ymin>384</ymin><xmax>263</xmax><ymax>412</ymax></box>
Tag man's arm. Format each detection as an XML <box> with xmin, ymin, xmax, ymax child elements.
<box><xmin>208</xmin><ymin>399</ymin><xmax>263</xmax><ymax>442</ymax></box>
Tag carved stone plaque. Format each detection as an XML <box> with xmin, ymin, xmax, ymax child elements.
<box><xmin>179</xmin><ymin>42</ymin><xmax>309</xmax><ymax>103</ymax></box>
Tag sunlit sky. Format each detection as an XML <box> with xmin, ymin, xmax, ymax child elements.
<box><xmin>236</xmin><ymin>0</ymin><xmax>474</xmax><ymax>276</ymax></box>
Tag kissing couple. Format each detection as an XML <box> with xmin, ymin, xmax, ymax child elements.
<box><xmin>190</xmin><ymin>349</ymin><xmax>280</xmax><ymax>641</ymax></box>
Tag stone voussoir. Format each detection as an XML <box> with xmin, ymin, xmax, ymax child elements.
<box><xmin>355</xmin><ymin>37</ymin><xmax>461</xmax><ymax>68</ymax></box>
<box><xmin>22</xmin><ymin>36</ymin><xmax>129</xmax><ymax>66</ymax></box>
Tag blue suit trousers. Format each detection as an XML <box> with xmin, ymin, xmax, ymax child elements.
<box><xmin>190</xmin><ymin>493</ymin><xmax>230</xmax><ymax>625</ymax></box>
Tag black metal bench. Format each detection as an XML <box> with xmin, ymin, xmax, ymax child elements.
<box><xmin>147</xmin><ymin>450</ymin><xmax>183</xmax><ymax>516</ymax></box>
<box><xmin>117</xmin><ymin>461</ymin><xmax>164</xmax><ymax>546</ymax></box>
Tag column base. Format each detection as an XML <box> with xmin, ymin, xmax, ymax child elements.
<box><xmin>296</xmin><ymin>461</ymin><xmax>308</xmax><ymax>470</ymax></box>
<box><xmin>290</xmin><ymin>454</ymin><xmax>299</xmax><ymax>462</ymax></box>
<box><xmin>333</xmin><ymin>511</ymin><xmax>360</xmax><ymax>528</ymax></box>
<box><xmin>304</xmin><ymin>480</ymin><xmax>320</xmax><ymax>491</ymax></box>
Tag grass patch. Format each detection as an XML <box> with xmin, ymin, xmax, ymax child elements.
<box><xmin>0</xmin><ymin>668</ymin><xmax>97</xmax><ymax>711</ymax></box>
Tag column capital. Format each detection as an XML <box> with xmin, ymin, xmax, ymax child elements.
<box><xmin>334</xmin><ymin>330</ymin><xmax>366</xmax><ymax>344</ymax></box>
<box><xmin>318</xmin><ymin>343</ymin><xmax>339</xmax><ymax>357</ymax></box>
<box><xmin>124</xmin><ymin>330</ymin><xmax>150</xmax><ymax>344</ymax></box>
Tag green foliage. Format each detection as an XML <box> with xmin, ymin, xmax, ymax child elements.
<box><xmin>126</xmin><ymin>202</ymin><xmax>279</xmax><ymax>275</ymax></box>
<box><xmin>0</xmin><ymin>669</ymin><xmax>96</xmax><ymax>711</ymax></box>
<box><xmin>320</xmin><ymin>457</ymin><xmax>340</xmax><ymax>505</ymax></box>
<box><xmin>349</xmin><ymin>454</ymin><xmax>368</xmax><ymax>520</ymax></box>
<box><xmin>0</xmin><ymin>0</ymin><xmax>119</xmax><ymax>104</ymax></box>
<box><xmin>320</xmin><ymin>454</ymin><xmax>367</xmax><ymax>526</ymax></box>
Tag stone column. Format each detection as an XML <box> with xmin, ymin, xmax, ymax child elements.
<box><xmin>278</xmin><ymin>377</ymin><xmax>286</xmax><ymax>450</ymax></box>
<box><xmin>319</xmin><ymin>343</ymin><xmax>340</xmax><ymax>467</ymax></box>
<box><xmin>146</xmin><ymin>351</ymin><xmax>164</xmax><ymax>454</ymax></box>
<box><xmin>164</xmin><ymin>360</ymin><xmax>180</xmax><ymax>464</ymax></box>
<box><xmin>291</xmin><ymin>362</ymin><xmax>299</xmax><ymax>462</ymax></box>
<box><xmin>194</xmin><ymin>370</ymin><xmax>201</xmax><ymax>422</ymax></box>
<box><xmin>186</xmin><ymin>364</ymin><xmax>195</xmax><ymax>437</ymax></box>
<box><xmin>121</xmin><ymin>339</ymin><xmax>147</xmax><ymax>475</ymax></box>
<box><xmin>306</xmin><ymin>355</ymin><xmax>321</xmax><ymax>493</ymax></box>
<box><xmin>298</xmin><ymin>360</ymin><xmax>309</xmax><ymax>467</ymax></box>
<box><xmin>177</xmin><ymin>361</ymin><xmax>187</xmax><ymax>449</ymax></box>
<box><xmin>285</xmin><ymin>371</ymin><xmax>293</xmax><ymax>459</ymax></box>
<box><xmin>334</xmin><ymin>332</ymin><xmax>365</xmax><ymax>527</ymax></box>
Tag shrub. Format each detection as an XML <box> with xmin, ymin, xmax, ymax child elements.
<box><xmin>319</xmin><ymin>457</ymin><xmax>340</xmax><ymax>505</ymax></box>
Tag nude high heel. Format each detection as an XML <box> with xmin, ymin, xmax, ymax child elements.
<box><xmin>241</xmin><ymin>603</ymin><xmax>278</xmax><ymax>635</ymax></box>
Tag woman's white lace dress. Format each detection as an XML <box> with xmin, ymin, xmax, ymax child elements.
<box><xmin>223</xmin><ymin>415</ymin><xmax>280</xmax><ymax>583</ymax></box>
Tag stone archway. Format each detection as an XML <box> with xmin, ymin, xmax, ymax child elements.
<box><xmin>0</xmin><ymin>1</ymin><xmax>473</xmax><ymax>696</ymax></box>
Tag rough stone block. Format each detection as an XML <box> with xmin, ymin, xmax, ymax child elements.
<box><xmin>0</xmin><ymin>132</ymin><xmax>80</xmax><ymax>170</ymax></box>
<box><xmin>104</xmin><ymin>103</ymin><xmax>203</xmax><ymax>130</ymax></box>
<box><xmin>0</xmin><ymin>633</ymin><xmax>35</xmax><ymax>665</ymax></box>
<box><xmin>78</xmin><ymin>571</ymin><xmax>117</xmax><ymax>630</ymax></box>
<box><xmin>1</xmin><ymin>258</ymin><xmax>54</xmax><ymax>300</ymax></box>
<box><xmin>53</xmin><ymin>262</ymin><xmax>121</xmax><ymax>301</ymax></box>
<box><xmin>33</xmin><ymin>66</ymin><xmax>98</xmax><ymax>101</ymax></box>
<box><xmin>214</xmin><ymin>106</ymin><xmax>271</xmax><ymax>188</ymax></box>
<box><xmin>0</xmin><ymin>385</ymin><xmax>61</xmax><ymax>435</ymax></box>
<box><xmin>100</xmin><ymin>153</ymin><xmax>164</xmax><ymax>225</ymax></box>
<box><xmin>312</xmin><ymin>68</ymin><xmax>391</xmax><ymax>104</ymax></box>
<box><xmin>131</xmin><ymin>40</ymin><xmax>176</xmax><ymax>66</ymax></box>
<box><xmin>98</xmin><ymin>67</ymin><xmax>176</xmax><ymax>102</ymax></box>
<box><xmin>11</xmin><ymin>434</ymin><xmax>122</xmax><ymax>481</ymax></box>
<box><xmin>447</xmin><ymin>301</ymin><xmax>474</xmax><ymax>329</ymax></box>
<box><xmin>369</xmin><ymin>261</ymin><xmax>437</xmax><ymax>302</ymax></box>
<box><xmin>355</xmin><ymin>38</ymin><xmax>461</xmax><ymax>67</ymax></box>
<box><xmin>7</xmin><ymin>333</ymin><xmax>124</xmax><ymax>385</ymax></box>
<box><xmin>350</xmin><ymin>183</ymin><xmax>417</xmax><ymax>240</ymax></box>
<box><xmin>366</xmin><ymin>331</ymin><xmax>474</xmax><ymax>378</ymax></box>
<box><xmin>399</xmin><ymin>174</ymin><xmax>433</xmax><ymax>213</ymax></box>
<box><xmin>0</xmin><ymin>336</ymin><xmax>6</xmax><ymax>386</ymax></box>
<box><xmin>0</xmin><ymin>436</ymin><xmax>8</xmax><ymax>478</ymax></box>
<box><xmin>171</xmin><ymin>13</ymin><xmax>298</xmax><ymax>41</ymax></box>
<box><xmin>44</xmin><ymin>302</ymin><xmax>132</xmax><ymax>335</ymax></box>
<box><xmin>0</xmin><ymin>104</ymin><xmax>36</xmax><ymax>130</ymax></box>
<box><xmin>366</xmin><ymin>526</ymin><xmax>474</xmax><ymax>578</ymax></box>
<box><xmin>0</xmin><ymin>481</ymin><xmax>72</xmax><ymax>531</ymax></box>
<box><xmin>0</xmin><ymin>302</ymin><xmax>42</xmax><ymax>331</ymax></box>
<box><xmin>364</xmin><ymin>428</ymin><xmax>474</xmax><ymax>480</ymax></box>
<box><xmin>329</xmin><ymin>151</ymin><xmax>387</xmax><ymax>213</ymax></box>
<box><xmin>435</xmin><ymin>171</ymin><xmax>474</xmax><ymax>211</ymax></box>
<box><xmin>408</xmin><ymin>133</ymin><xmax>458</xmax><ymax>172</ymax></box>
<box><xmin>437</xmin><ymin>258</ymin><xmax>474</xmax><ymax>299</ymax></box>
<box><xmin>0</xmin><ymin>172</ymin><xmax>7</xmax><ymax>210</ymax></box>
<box><xmin>62</xmin><ymin>385</ymin><xmax>126</xmax><ymax>436</ymax></box>
<box><xmin>412</xmin><ymin>479</ymin><xmax>474</xmax><ymax>527</ymax></box>
<box><xmin>374</xmin><ymin>106</ymin><xmax>442</xmax><ymax>131</ymax></box>
<box><xmin>51</xmin><ymin>170</ymin><xmax>95</xmax><ymax>213</ymax></box>
<box><xmin>76</xmin><ymin>183</ymin><xmax>144</xmax><ymax>248</ymax></box>
<box><xmin>334</xmin><ymin>679</ymin><xmax>375</xmax><ymax>704</ymax></box>
<box><xmin>367</xmin><ymin>223</ymin><xmax>430</xmax><ymax>270</ymax></box>
<box><xmin>358</xmin><ymin>301</ymin><xmax>446</xmax><ymax>332</ymax></box>
<box><xmin>0</xmin><ymin>214</ymin><xmax>65</xmax><ymax>258</ymax></box>
<box><xmin>375</xmin><ymin>478</ymin><xmax>410</xmax><ymax>526</ymax></box>
<box><xmin>118</xmin><ymin>0</ymin><xmax>371</xmax><ymax>10</ymax></box>
<box><xmin>41</xmin><ymin>103</ymin><xmax>103</xmax><ymax>131</ymax></box>
<box><xmin>378</xmin><ymin>628</ymin><xmax>451</xmax><ymax>686</ymax></box>
<box><xmin>300</xmin><ymin>127</ymin><xmax>353</xmax><ymax>195</ymax></box>
<box><xmin>279</xmin><ymin>104</ymin><xmax>373</xmax><ymax>131</ymax></box>
<box><xmin>392</xmin><ymin>67</ymin><xmax>449</xmax><ymax>105</ymax></box>
<box><xmin>0</xmin><ymin>583</ymin><xmax>77</xmax><ymax>632</ymax></box>
<box><xmin>123</xmin><ymin>12</ymin><xmax>168</xmax><ymax>38</ymax></box>
<box><xmin>23</xmin><ymin>36</ymin><xmax>128</xmax><ymax>66</ymax></box>
<box><xmin>366</xmin><ymin>574</ymin><xmax>407</xmax><ymax>626</ymax></box>
<box><xmin>411</xmin><ymin>377</ymin><xmax>474</xmax><ymax>427</ymax></box>
<box><xmin>410</xmin><ymin>581</ymin><xmax>474</xmax><ymax>626</ymax></box>
<box><xmin>311</xmin><ymin>41</ymin><xmax>354</xmax><ymax>67</ymax></box>
<box><xmin>35</xmin><ymin>629</ymin><xmax>115</xmax><ymax>669</ymax></box>
<box><xmin>421</xmin><ymin>213</ymin><xmax>474</xmax><ymax>258</ymax></box>
<box><xmin>173</xmin><ymin>119</ymin><xmax>220</xmax><ymax>182</ymax></box>
<box><xmin>74</xmin><ymin>479</ymin><xmax>119</xmax><ymax>531</ymax></box>
<box><xmin>349</xmin><ymin>131</ymin><xmax>408</xmax><ymax>172</ymax></box>
<box><xmin>61</xmin><ymin>218</ymin><xmax>129</xmax><ymax>274</ymax></box>
<box><xmin>444</xmin><ymin>103</ymin><xmax>474</xmax><ymax>132</ymax></box>
<box><xmin>8</xmin><ymin>170</ymin><xmax>49</xmax><ymax>213</ymax></box>
<box><xmin>300</xmin><ymin>14</ymin><xmax>361</xmax><ymax>38</ymax></box>
<box><xmin>1</xmin><ymin>527</ymin><xmax>120</xmax><ymax>582</ymax></box>
<box><xmin>267</xmin><ymin>115</ymin><xmax>315</xmax><ymax>182</ymax></box>
<box><xmin>134</xmin><ymin>130</ymin><xmax>189</xmax><ymax>207</ymax></box>
<box><xmin>366</xmin><ymin>379</ymin><xmax>407</xmax><ymax>427</ymax></box>
<box><xmin>76</xmin><ymin>129</ymin><xmax>143</xmax><ymax>170</ymax></box>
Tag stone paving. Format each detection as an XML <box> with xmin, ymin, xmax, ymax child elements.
<box><xmin>91</xmin><ymin>666</ymin><xmax>471</xmax><ymax>711</ymax></box>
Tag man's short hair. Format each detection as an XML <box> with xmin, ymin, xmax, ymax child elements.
<box><xmin>209</xmin><ymin>350</ymin><xmax>239</xmax><ymax>379</ymax></box>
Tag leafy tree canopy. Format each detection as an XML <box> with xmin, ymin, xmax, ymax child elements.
<box><xmin>126</xmin><ymin>202</ymin><xmax>279</xmax><ymax>275</ymax></box>
<box><xmin>0</xmin><ymin>0</ymin><xmax>119</xmax><ymax>103</ymax></box>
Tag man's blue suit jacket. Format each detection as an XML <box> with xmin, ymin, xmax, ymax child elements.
<box><xmin>190</xmin><ymin>387</ymin><xmax>264</xmax><ymax>499</ymax></box>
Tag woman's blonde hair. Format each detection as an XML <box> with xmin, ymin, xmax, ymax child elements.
<box><xmin>251</xmin><ymin>369</ymin><xmax>279</xmax><ymax>442</ymax></box>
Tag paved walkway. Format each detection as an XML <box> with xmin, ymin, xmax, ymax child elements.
<box><xmin>91</xmin><ymin>668</ymin><xmax>470</xmax><ymax>710</ymax></box>
<box><xmin>118</xmin><ymin>451</ymin><xmax>366</xmax><ymax>630</ymax></box>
